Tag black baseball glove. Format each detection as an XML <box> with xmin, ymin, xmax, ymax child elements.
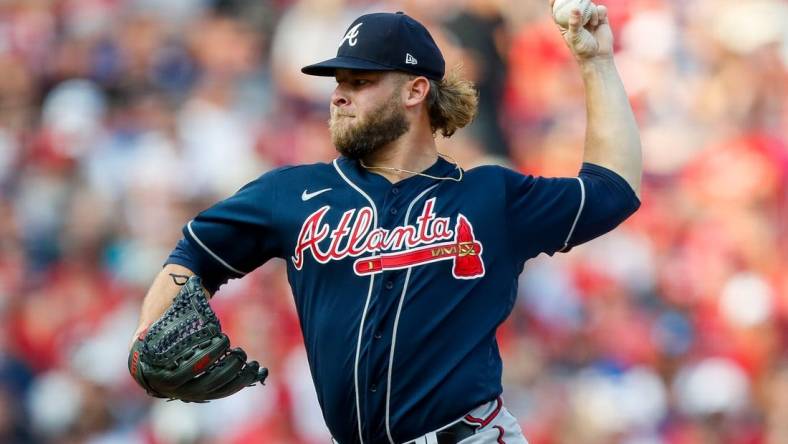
<box><xmin>128</xmin><ymin>275</ymin><xmax>268</xmax><ymax>402</ymax></box>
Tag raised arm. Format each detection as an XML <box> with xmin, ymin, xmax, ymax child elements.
<box><xmin>551</xmin><ymin>0</ymin><xmax>642</xmax><ymax>197</ymax></box>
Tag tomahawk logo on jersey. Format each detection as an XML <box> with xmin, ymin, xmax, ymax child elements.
<box><xmin>165</xmin><ymin>156</ymin><xmax>639</xmax><ymax>444</ymax></box>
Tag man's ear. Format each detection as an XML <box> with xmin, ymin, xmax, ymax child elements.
<box><xmin>403</xmin><ymin>76</ymin><xmax>430</xmax><ymax>108</ymax></box>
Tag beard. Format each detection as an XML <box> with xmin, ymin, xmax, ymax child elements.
<box><xmin>329</xmin><ymin>93</ymin><xmax>410</xmax><ymax>160</ymax></box>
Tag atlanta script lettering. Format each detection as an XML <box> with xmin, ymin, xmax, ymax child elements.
<box><xmin>291</xmin><ymin>198</ymin><xmax>485</xmax><ymax>279</ymax></box>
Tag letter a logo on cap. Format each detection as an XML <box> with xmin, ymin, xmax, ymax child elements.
<box><xmin>341</xmin><ymin>22</ymin><xmax>363</xmax><ymax>47</ymax></box>
<box><xmin>405</xmin><ymin>53</ymin><xmax>418</xmax><ymax>65</ymax></box>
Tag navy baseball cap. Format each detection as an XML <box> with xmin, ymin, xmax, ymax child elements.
<box><xmin>301</xmin><ymin>11</ymin><xmax>445</xmax><ymax>81</ymax></box>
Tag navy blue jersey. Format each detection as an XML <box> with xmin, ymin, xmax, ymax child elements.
<box><xmin>166</xmin><ymin>156</ymin><xmax>640</xmax><ymax>444</ymax></box>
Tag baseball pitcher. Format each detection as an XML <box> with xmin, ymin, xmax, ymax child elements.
<box><xmin>129</xmin><ymin>3</ymin><xmax>641</xmax><ymax>443</ymax></box>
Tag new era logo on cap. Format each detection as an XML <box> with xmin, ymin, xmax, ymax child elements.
<box><xmin>301</xmin><ymin>11</ymin><xmax>445</xmax><ymax>81</ymax></box>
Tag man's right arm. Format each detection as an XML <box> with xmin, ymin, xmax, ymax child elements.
<box><xmin>129</xmin><ymin>168</ymin><xmax>285</xmax><ymax>347</ymax></box>
<box><xmin>130</xmin><ymin>263</ymin><xmax>196</xmax><ymax>348</ymax></box>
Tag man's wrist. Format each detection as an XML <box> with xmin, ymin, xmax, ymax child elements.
<box><xmin>133</xmin><ymin>323</ymin><xmax>151</xmax><ymax>340</ymax></box>
<box><xmin>578</xmin><ymin>55</ymin><xmax>618</xmax><ymax>80</ymax></box>
<box><xmin>578</xmin><ymin>54</ymin><xmax>615</xmax><ymax>70</ymax></box>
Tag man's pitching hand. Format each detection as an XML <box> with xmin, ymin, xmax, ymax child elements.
<box><xmin>550</xmin><ymin>0</ymin><xmax>614</xmax><ymax>61</ymax></box>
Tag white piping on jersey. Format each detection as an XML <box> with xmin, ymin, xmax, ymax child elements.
<box><xmin>333</xmin><ymin>159</ymin><xmax>378</xmax><ymax>444</ymax></box>
<box><xmin>186</xmin><ymin>220</ymin><xmax>247</xmax><ymax>275</ymax></box>
<box><xmin>560</xmin><ymin>177</ymin><xmax>586</xmax><ymax>252</ymax></box>
<box><xmin>385</xmin><ymin>183</ymin><xmax>440</xmax><ymax>444</ymax></box>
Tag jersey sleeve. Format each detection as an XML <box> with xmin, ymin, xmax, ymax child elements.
<box><xmin>503</xmin><ymin>162</ymin><xmax>640</xmax><ymax>260</ymax></box>
<box><xmin>567</xmin><ymin>162</ymin><xmax>641</xmax><ymax>247</ymax></box>
<box><xmin>165</xmin><ymin>169</ymin><xmax>285</xmax><ymax>292</ymax></box>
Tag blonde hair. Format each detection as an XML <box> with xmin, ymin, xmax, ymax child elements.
<box><xmin>426</xmin><ymin>67</ymin><xmax>479</xmax><ymax>138</ymax></box>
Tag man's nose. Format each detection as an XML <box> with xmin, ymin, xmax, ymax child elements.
<box><xmin>331</xmin><ymin>88</ymin><xmax>349</xmax><ymax>107</ymax></box>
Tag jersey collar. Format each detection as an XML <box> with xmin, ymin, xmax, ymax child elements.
<box><xmin>335</xmin><ymin>155</ymin><xmax>459</xmax><ymax>189</ymax></box>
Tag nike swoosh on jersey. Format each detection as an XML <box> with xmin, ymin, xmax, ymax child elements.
<box><xmin>301</xmin><ymin>188</ymin><xmax>332</xmax><ymax>201</ymax></box>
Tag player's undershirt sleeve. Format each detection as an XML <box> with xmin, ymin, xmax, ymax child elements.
<box><xmin>503</xmin><ymin>162</ymin><xmax>640</xmax><ymax>260</ymax></box>
<box><xmin>165</xmin><ymin>169</ymin><xmax>284</xmax><ymax>293</ymax></box>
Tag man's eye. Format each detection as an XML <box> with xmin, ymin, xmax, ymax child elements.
<box><xmin>353</xmin><ymin>79</ymin><xmax>369</xmax><ymax>86</ymax></box>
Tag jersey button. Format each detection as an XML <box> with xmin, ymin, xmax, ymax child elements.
<box><xmin>385</xmin><ymin>281</ymin><xmax>394</xmax><ymax>290</ymax></box>
<box><xmin>370</xmin><ymin>384</ymin><xmax>377</xmax><ymax>392</ymax></box>
<box><xmin>390</xmin><ymin>208</ymin><xmax>398</xmax><ymax>215</ymax></box>
<box><xmin>374</xmin><ymin>332</ymin><xmax>382</xmax><ymax>339</ymax></box>
<box><xmin>391</xmin><ymin>187</ymin><xmax>399</xmax><ymax>195</ymax></box>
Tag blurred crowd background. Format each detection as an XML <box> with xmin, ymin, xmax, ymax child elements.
<box><xmin>0</xmin><ymin>0</ymin><xmax>786</xmax><ymax>443</ymax></box>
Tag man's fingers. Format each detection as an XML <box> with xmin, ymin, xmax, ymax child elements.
<box><xmin>549</xmin><ymin>0</ymin><xmax>555</xmax><ymax>9</ymax></box>
<box><xmin>597</xmin><ymin>5</ymin><xmax>608</xmax><ymax>24</ymax></box>
<box><xmin>589</xmin><ymin>5</ymin><xmax>600</xmax><ymax>28</ymax></box>
<box><xmin>568</xmin><ymin>8</ymin><xmax>582</xmax><ymax>32</ymax></box>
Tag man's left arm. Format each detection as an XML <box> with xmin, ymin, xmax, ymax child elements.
<box><xmin>554</xmin><ymin>1</ymin><xmax>643</xmax><ymax>197</ymax></box>
<box><xmin>502</xmin><ymin>3</ymin><xmax>642</xmax><ymax>260</ymax></box>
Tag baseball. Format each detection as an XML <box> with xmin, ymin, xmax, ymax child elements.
<box><xmin>552</xmin><ymin>0</ymin><xmax>594</xmax><ymax>28</ymax></box>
